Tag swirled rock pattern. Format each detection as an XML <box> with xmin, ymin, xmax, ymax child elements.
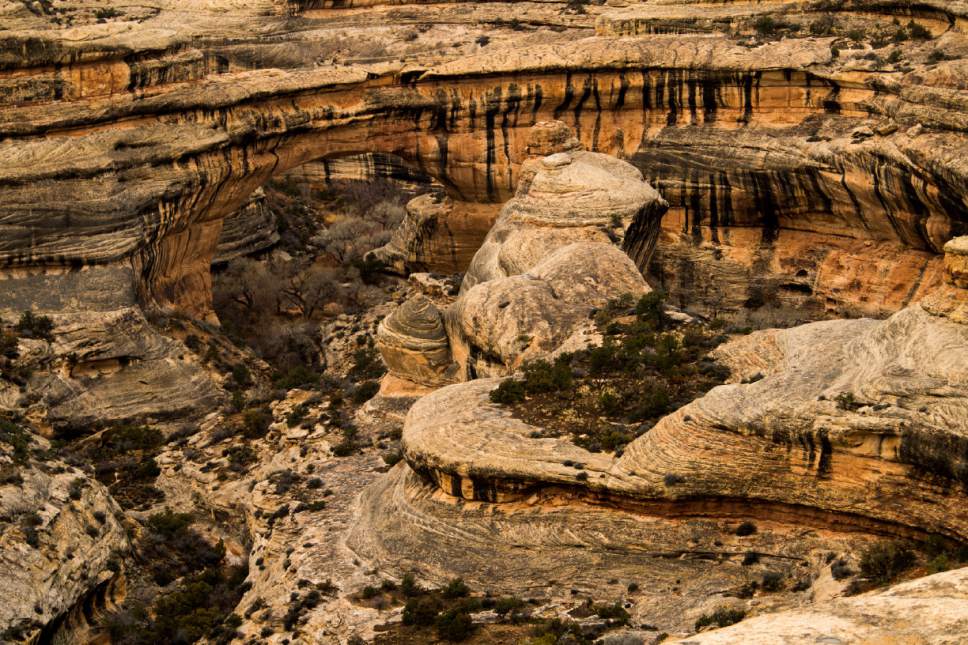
<box><xmin>367</xmin><ymin>193</ymin><xmax>499</xmax><ymax>275</ymax></box>
<box><xmin>399</xmin><ymin>298</ymin><xmax>968</xmax><ymax>541</ymax></box>
<box><xmin>447</xmin><ymin>242</ymin><xmax>649</xmax><ymax>378</ymax></box>
<box><xmin>0</xmin><ymin>431</ymin><xmax>128</xmax><ymax>643</ymax></box>
<box><xmin>2</xmin><ymin>0</ymin><xmax>967</xmax><ymax>321</ymax></box>
<box><xmin>376</xmin><ymin>295</ymin><xmax>457</xmax><ymax>387</ymax></box>
<box><xmin>462</xmin><ymin>149</ymin><xmax>668</xmax><ymax>291</ymax></box>
<box><xmin>669</xmin><ymin>566</ymin><xmax>968</xmax><ymax>644</ymax></box>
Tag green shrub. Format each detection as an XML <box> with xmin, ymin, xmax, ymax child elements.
<box><xmin>522</xmin><ymin>358</ymin><xmax>573</xmax><ymax>394</ymax></box>
<box><xmin>493</xmin><ymin>596</ymin><xmax>526</xmax><ymax>617</ymax></box>
<box><xmin>627</xmin><ymin>384</ymin><xmax>672</xmax><ymax>421</ymax></box>
<box><xmin>489</xmin><ymin>379</ymin><xmax>525</xmax><ymax>404</ymax></box>
<box><xmin>594</xmin><ymin>602</ymin><xmax>630</xmax><ymax>624</ymax></box>
<box><xmin>809</xmin><ymin>15</ymin><xmax>836</xmax><ymax>36</ymax></box>
<box><xmin>442</xmin><ymin>578</ymin><xmax>470</xmax><ymax>599</ymax></box>
<box><xmin>351</xmin><ymin>380</ymin><xmax>380</xmax><ymax>404</ymax></box>
<box><xmin>435</xmin><ymin>608</ymin><xmax>475</xmax><ymax>642</ymax></box>
<box><xmin>635</xmin><ymin>291</ymin><xmax>666</xmax><ymax>328</ymax></box>
<box><xmin>761</xmin><ymin>571</ymin><xmax>784</xmax><ymax>592</ymax></box>
<box><xmin>735</xmin><ymin>521</ymin><xmax>757</xmax><ymax>536</ymax></box>
<box><xmin>273</xmin><ymin>365</ymin><xmax>319</xmax><ymax>390</ymax></box>
<box><xmin>0</xmin><ymin>330</ymin><xmax>18</xmax><ymax>358</ymax></box>
<box><xmin>859</xmin><ymin>541</ymin><xmax>915</xmax><ymax>584</ymax></box>
<box><xmin>15</xmin><ymin>311</ymin><xmax>54</xmax><ymax>341</ymax></box>
<box><xmin>401</xmin><ymin>572</ymin><xmax>421</xmax><ymax>597</ymax></box>
<box><xmin>241</xmin><ymin>407</ymin><xmax>272</xmax><ymax>439</ymax></box>
<box><xmin>907</xmin><ymin>20</ymin><xmax>931</xmax><ymax>40</ymax></box>
<box><xmin>286</xmin><ymin>404</ymin><xmax>308</xmax><ymax>428</ymax></box>
<box><xmin>831</xmin><ymin>559</ymin><xmax>854</xmax><ymax>580</ymax></box>
<box><xmin>695</xmin><ymin>607</ymin><xmax>745</xmax><ymax>630</ymax></box>
<box><xmin>349</xmin><ymin>347</ymin><xmax>386</xmax><ymax>381</ymax></box>
<box><xmin>753</xmin><ymin>16</ymin><xmax>785</xmax><ymax>37</ymax></box>
<box><xmin>402</xmin><ymin>596</ymin><xmax>442</xmax><ymax>626</ymax></box>
<box><xmin>230</xmin><ymin>364</ymin><xmax>252</xmax><ymax>389</ymax></box>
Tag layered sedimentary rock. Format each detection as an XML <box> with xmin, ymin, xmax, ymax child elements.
<box><xmin>367</xmin><ymin>194</ymin><xmax>499</xmax><ymax>275</ymax></box>
<box><xmin>375</xmin><ymin>295</ymin><xmax>457</xmax><ymax>387</ymax></box>
<box><xmin>214</xmin><ymin>189</ymin><xmax>279</xmax><ymax>265</ymax></box>
<box><xmin>671</xmin><ymin>566</ymin><xmax>968</xmax><ymax>644</ymax></box>
<box><xmin>447</xmin><ymin>242</ymin><xmax>649</xmax><ymax>378</ymax></box>
<box><xmin>2</xmin><ymin>0</ymin><xmax>967</xmax><ymax>322</ymax></box>
<box><xmin>1</xmin><ymin>306</ymin><xmax>223</xmax><ymax>431</ymax></box>
<box><xmin>461</xmin><ymin>147</ymin><xmax>669</xmax><ymax>291</ymax></box>
<box><xmin>378</xmin><ymin>137</ymin><xmax>665</xmax><ymax>382</ymax></box>
<box><xmin>0</xmin><ymin>430</ymin><xmax>128</xmax><ymax>642</ymax></box>
<box><xmin>394</xmin><ymin>242</ymin><xmax>968</xmax><ymax>544</ymax></box>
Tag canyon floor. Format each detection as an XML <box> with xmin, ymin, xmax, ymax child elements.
<box><xmin>2</xmin><ymin>0</ymin><xmax>968</xmax><ymax>644</ymax></box>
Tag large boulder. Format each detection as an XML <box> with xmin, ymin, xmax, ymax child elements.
<box><xmin>376</xmin><ymin>295</ymin><xmax>457</xmax><ymax>388</ymax></box>
<box><xmin>446</xmin><ymin>242</ymin><xmax>649</xmax><ymax>378</ymax></box>
<box><xmin>462</xmin><ymin>149</ymin><xmax>668</xmax><ymax>292</ymax></box>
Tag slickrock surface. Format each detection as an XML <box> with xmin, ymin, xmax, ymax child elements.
<box><xmin>671</xmin><ymin>566</ymin><xmax>968</xmax><ymax>644</ymax></box>
<box><xmin>5</xmin><ymin>0</ymin><xmax>968</xmax><ymax>642</ymax></box>
<box><xmin>2</xmin><ymin>0</ymin><xmax>967</xmax><ymax>322</ymax></box>
<box><xmin>379</xmin><ymin>140</ymin><xmax>664</xmax><ymax>382</ymax></box>
<box><xmin>461</xmin><ymin>148</ymin><xmax>669</xmax><ymax>291</ymax></box>
<box><xmin>351</xmin><ymin>460</ymin><xmax>876</xmax><ymax>636</ymax></box>
<box><xmin>0</xmin><ymin>432</ymin><xmax>128</xmax><ymax>642</ymax></box>
<box><xmin>214</xmin><ymin>189</ymin><xmax>280</xmax><ymax>265</ymax></box>
<box><xmin>448</xmin><ymin>242</ymin><xmax>649</xmax><ymax>377</ymax></box>
<box><xmin>9</xmin><ymin>308</ymin><xmax>223</xmax><ymax>431</ymax></box>
<box><xmin>398</xmin><ymin>300</ymin><xmax>968</xmax><ymax>541</ymax></box>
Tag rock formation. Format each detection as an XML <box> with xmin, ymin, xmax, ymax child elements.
<box><xmin>4</xmin><ymin>0</ymin><xmax>968</xmax><ymax>642</ymax></box>
<box><xmin>669</xmin><ymin>566</ymin><xmax>968</xmax><ymax>644</ymax></box>
<box><xmin>367</xmin><ymin>193</ymin><xmax>498</xmax><ymax>275</ymax></box>
<box><xmin>0</xmin><ymin>426</ymin><xmax>128</xmax><ymax>642</ymax></box>
<box><xmin>375</xmin><ymin>295</ymin><xmax>456</xmax><ymax>388</ymax></box>
<box><xmin>378</xmin><ymin>130</ymin><xmax>665</xmax><ymax>382</ymax></box>
<box><xmin>394</xmin><ymin>239</ymin><xmax>968</xmax><ymax>544</ymax></box>
<box><xmin>2</xmin><ymin>0</ymin><xmax>966</xmax><ymax>323</ymax></box>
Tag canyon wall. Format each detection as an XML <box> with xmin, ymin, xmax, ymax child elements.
<box><xmin>2</xmin><ymin>0</ymin><xmax>967</xmax><ymax>324</ymax></box>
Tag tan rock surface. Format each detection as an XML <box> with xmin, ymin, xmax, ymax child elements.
<box><xmin>0</xmin><ymin>429</ymin><xmax>128</xmax><ymax>642</ymax></box>
<box><xmin>671</xmin><ymin>566</ymin><xmax>968</xmax><ymax>644</ymax></box>
<box><xmin>376</xmin><ymin>294</ymin><xmax>457</xmax><ymax>387</ymax></box>
<box><xmin>2</xmin><ymin>3</ymin><xmax>966</xmax><ymax>321</ymax></box>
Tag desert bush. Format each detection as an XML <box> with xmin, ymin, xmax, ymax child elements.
<box><xmin>401</xmin><ymin>572</ymin><xmax>421</xmax><ymax>597</ymax></box>
<box><xmin>241</xmin><ymin>407</ymin><xmax>272</xmax><ymax>439</ymax></box>
<box><xmin>403</xmin><ymin>596</ymin><xmax>442</xmax><ymax>626</ymax></box>
<box><xmin>442</xmin><ymin>578</ymin><xmax>470</xmax><ymax>599</ymax></box>
<box><xmin>809</xmin><ymin>15</ymin><xmax>837</xmax><ymax>36</ymax></box>
<box><xmin>695</xmin><ymin>607</ymin><xmax>745</xmax><ymax>630</ymax></box>
<box><xmin>859</xmin><ymin>541</ymin><xmax>915</xmax><ymax>584</ymax></box>
<box><xmin>907</xmin><ymin>20</ymin><xmax>931</xmax><ymax>40</ymax></box>
<box><xmin>15</xmin><ymin>311</ymin><xmax>54</xmax><ymax>341</ymax></box>
<box><xmin>761</xmin><ymin>571</ymin><xmax>784</xmax><ymax>592</ymax></box>
<box><xmin>489</xmin><ymin>379</ymin><xmax>526</xmax><ymax>404</ymax></box>
<box><xmin>435</xmin><ymin>608</ymin><xmax>475</xmax><ymax>641</ymax></box>
<box><xmin>594</xmin><ymin>602</ymin><xmax>630</xmax><ymax>624</ymax></box>
<box><xmin>351</xmin><ymin>380</ymin><xmax>380</xmax><ymax>404</ymax></box>
<box><xmin>831</xmin><ymin>559</ymin><xmax>854</xmax><ymax>580</ymax></box>
<box><xmin>522</xmin><ymin>358</ymin><xmax>573</xmax><ymax>394</ymax></box>
<box><xmin>735</xmin><ymin>521</ymin><xmax>757</xmax><ymax>536</ymax></box>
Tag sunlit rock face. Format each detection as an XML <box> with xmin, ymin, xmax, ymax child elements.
<box><xmin>2</xmin><ymin>0</ymin><xmax>967</xmax><ymax>322</ymax></box>
<box><xmin>367</xmin><ymin>194</ymin><xmax>499</xmax><ymax>275</ymax></box>
<box><xmin>665</xmin><ymin>566</ymin><xmax>968</xmax><ymax>645</ymax></box>
<box><xmin>461</xmin><ymin>148</ymin><xmax>669</xmax><ymax>292</ymax></box>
